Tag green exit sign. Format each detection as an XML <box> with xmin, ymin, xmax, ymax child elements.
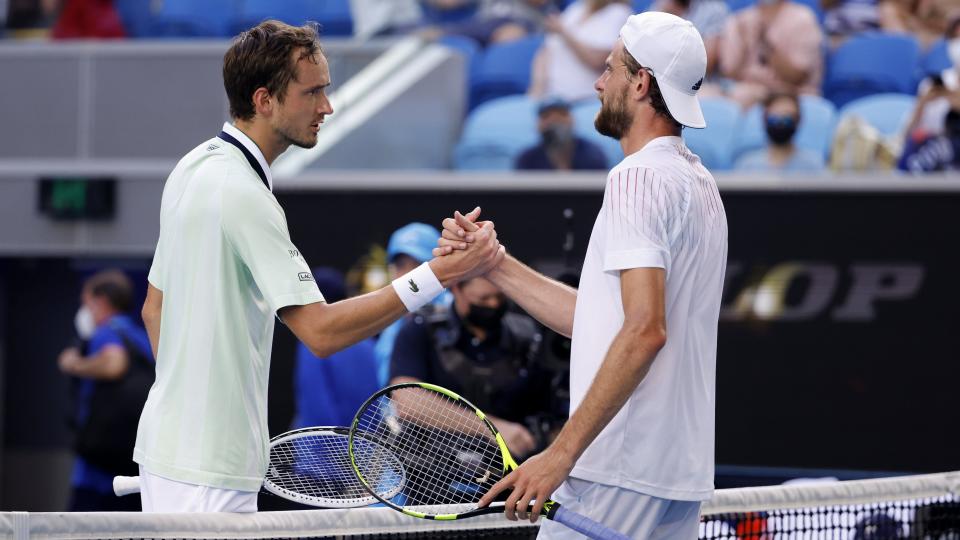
<box><xmin>38</xmin><ymin>178</ymin><xmax>116</xmax><ymax>221</ymax></box>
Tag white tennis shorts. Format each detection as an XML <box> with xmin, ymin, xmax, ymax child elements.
<box><xmin>139</xmin><ymin>466</ymin><xmax>258</xmax><ymax>513</ymax></box>
<box><xmin>537</xmin><ymin>477</ymin><xmax>701</xmax><ymax>539</ymax></box>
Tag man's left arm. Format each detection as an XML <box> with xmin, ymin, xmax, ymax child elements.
<box><xmin>478</xmin><ymin>266</ymin><xmax>666</xmax><ymax>521</ymax></box>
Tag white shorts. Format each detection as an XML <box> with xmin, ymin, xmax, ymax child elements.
<box><xmin>537</xmin><ymin>477</ymin><xmax>701</xmax><ymax>539</ymax></box>
<box><xmin>139</xmin><ymin>466</ymin><xmax>258</xmax><ymax>513</ymax></box>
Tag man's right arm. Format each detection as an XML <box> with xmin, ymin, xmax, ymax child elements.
<box><xmin>283</xmin><ymin>226</ymin><xmax>505</xmax><ymax>359</ymax></box>
<box><xmin>142</xmin><ymin>284</ymin><xmax>163</xmax><ymax>360</ymax></box>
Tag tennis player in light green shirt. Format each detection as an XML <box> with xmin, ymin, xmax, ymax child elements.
<box><xmin>136</xmin><ymin>20</ymin><xmax>504</xmax><ymax>512</ymax></box>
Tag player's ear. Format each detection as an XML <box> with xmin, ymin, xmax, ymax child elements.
<box><xmin>634</xmin><ymin>70</ymin><xmax>651</xmax><ymax>102</ymax></box>
<box><xmin>251</xmin><ymin>87</ymin><xmax>273</xmax><ymax>117</ymax></box>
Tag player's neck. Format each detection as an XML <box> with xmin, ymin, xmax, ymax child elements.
<box><xmin>232</xmin><ymin>120</ymin><xmax>288</xmax><ymax>165</ymax></box>
<box><xmin>619</xmin><ymin>114</ymin><xmax>681</xmax><ymax>157</ymax></box>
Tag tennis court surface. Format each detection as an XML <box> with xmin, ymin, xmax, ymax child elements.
<box><xmin>0</xmin><ymin>471</ymin><xmax>955</xmax><ymax>539</ymax></box>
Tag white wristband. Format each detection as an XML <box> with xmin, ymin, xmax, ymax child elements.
<box><xmin>392</xmin><ymin>262</ymin><xmax>444</xmax><ymax>312</ymax></box>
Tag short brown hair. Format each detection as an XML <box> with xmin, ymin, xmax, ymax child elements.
<box><xmin>622</xmin><ymin>48</ymin><xmax>682</xmax><ymax>131</ymax></box>
<box><xmin>84</xmin><ymin>270</ymin><xmax>134</xmax><ymax>312</ymax></box>
<box><xmin>223</xmin><ymin>20</ymin><xmax>323</xmax><ymax>121</ymax></box>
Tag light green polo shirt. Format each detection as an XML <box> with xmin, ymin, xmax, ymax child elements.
<box><xmin>135</xmin><ymin>124</ymin><xmax>324</xmax><ymax>491</ymax></box>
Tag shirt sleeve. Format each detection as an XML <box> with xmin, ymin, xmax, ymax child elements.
<box><xmin>389</xmin><ymin>318</ymin><xmax>430</xmax><ymax>382</ymax></box>
<box><xmin>221</xmin><ymin>181</ymin><xmax>325</xmax><ymax>315</ymax></box>
<box><xmin>602</xmin><ymin>167</ymin><xmax>676</xmax><ymax>273</ymax></box>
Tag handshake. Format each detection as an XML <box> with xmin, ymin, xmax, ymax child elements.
<box><xmin>427</xmin><ymin>207</ymin><xmax>507</xmax><ymax>287</ymax></box>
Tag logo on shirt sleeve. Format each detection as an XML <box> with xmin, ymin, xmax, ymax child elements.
<box><xmin>298</xmin><ymin>272</ymin><xmax>314</xmax><ymax>282</ymax></box>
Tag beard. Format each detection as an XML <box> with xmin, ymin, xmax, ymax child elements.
<box><xmin>276</xmin><ymin>119</ymin><xmax>319</xmax><ymax>150</ymax></box>
<box><xmin>594</xmin><ymin>86</ymin><xmax>634</xmax><ymax>140</ymax></box>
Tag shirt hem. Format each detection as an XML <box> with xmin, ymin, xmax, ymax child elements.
<box><xmin>269</xmin><ymin>290</ymin><xmax>325</xmax><ymax>316</ymax></box>
<box><xmin>133</xmin><ymin>450</ymin><xmax>262</xmax><ymax>492</ymax></box>
<box><xmin>570</xmin><ymin>465</ymin><xmax>714</xmax><ymax>501</ymax></box>
<box><xmin>603</xmin><ymin>248</ymin><xmax>669</xmax><ymax>272</ymax></box>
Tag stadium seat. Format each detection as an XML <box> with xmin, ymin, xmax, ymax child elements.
<box><xmin>439</xmin><ymin>35</ymin><xmax>481</xmax><ymax>80</ymax></box>
<box><xmin>734</xmin><ymin>95</ymin><xmax>838</xmax><ymax>161</ymax></box>
<box><xmin>453</xmin><ymin>95</ymin><xmax>539</xmax><ymax>170</ymax></box>
<box><xmin>234</xmin><ymin>0</ymin><xmax>353</xmax><ymax>36</ymax></box>
<box><xmin>824</xmin><ymin>33</ymin><xmax>921</xmax><ymax>107</ymax></box>
<box><xmin>837</xmin><ymin>93</ymin><xmax>916</xmax><ymax>137</ymax></box>
<box><xmin>150</xmin><ymin>0</ymin><xmax>238</xmax><ymax>37</ymax></box>
<box><xmin>113</xmin><ymin>0</ymin><xmax>154</xmax><ymax>37</ymax></box>
<box><xmin>421</xmin><ymin>3</ymin><xmax>479</xmax><ymax>24</ymax></box>
<box><xmin>726</xmin><ymin>0</ymin><xmax>756</xmax><ymax>11</ymax></box>
<box><xmin>469</xmin><ymin>34</ymin><xmax>544</xmax><ymax>109</ymax></box>
<box><xmin>919</xmin><ymin>39</ymin><xmax>951</xmax><ymax>79</ymax></box>
<box><xmin>632</xmin><ymin>0</ymin><xmax>654</xmax><ymax>12</ymax></box>
<box><xmin>571</xmin><ymin>100</ymin><xmax>622</xmax><ymax>167</ymax></box>
<box><xmin>682</xmin><ymin>97</ymin><xmax>742</xmax><ymax>170</ymax></box>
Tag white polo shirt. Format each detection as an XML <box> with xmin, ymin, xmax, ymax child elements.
<box><xmin>569</xmin><ymin>136</ymin><xmax>728</xmax><ymax>501</ymax></box>
<box><xmin>135</xmin><ymin>122</ymin><xmax>325</xmax><ymax>492</ymax></box>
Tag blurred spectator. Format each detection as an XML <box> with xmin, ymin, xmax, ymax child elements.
<box><xmin>422</xmin><ymin>0</ymin><xmax>552</xmax><ymax>46</ymax></box>
<box><xmin>292</xmin><ymin>267</ymin><xmax>380</xmax><ymax>428</ymax></box>
<box><xmin>527</xmin><ymin>0</ymin><xmax>633</xmax><ymax>102</ymax></box>
<box><xmin>390</xmin><ymin>277</ymin><xmax>554</xmax><ymax>459</ymax></box>
<box><xmin>906</xmin><ymin>15</ymin><xmax>960</xmax><ymax>140</ymax></box>
<box><xmin>50</xmin><ymin>0</ymin><xmax>125</xmax><ymax>39</ymax></box>
<box><xmin>899</xmin><ymin>109</ymin><xmax>960</xmax><ymax>170</ymax></box>
<box><xmin>350</xmin><ymin>0</ymin><xmax>423</xmax><ymax>39</ymax></box>
<box><xmin>879</xmin><ymin>0</ymin><xmax>960</xmax><ymax>48</ymax></box>
<box><xmin>58</xmin><ymin>270</ymin><xmax>153</xmax><ymax>511</ymax></box>
<box><xmin>372</xmin><ymin>223</ymin><xmax>449</xmax><ymax>388</ymax></box>
<box><xmin>821</xmin><ymin>0</ymin><xmax>882</xmax><ymax>47</ymax></box>
<box><xmin>515</xmin><ymin>97</ymin><xmax>609</xmax><ymax>170</ymax></box>
<box><xmin>718</xmin><ymin>0</ymin><xmax>824</xmax><ymax>109</ymax></box>
<box><xmin>735</xmin><ymin>93</ymin><xmax>826</xmax><ymax>172</ymax></box>
<box><xmin>650</xmin><ymin>0</ymin><xmax>729</xmax><ymax>73</ymax></box>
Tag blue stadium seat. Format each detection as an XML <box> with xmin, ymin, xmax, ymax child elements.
<box><xmin>919</xmin><ymin>39</ymin><xmax>951</xmax><ymax>78</ymax></box>
<box><xmin>682</xmin><ymin>97</ymin><xmax>742</xmax><ymax>170</ymax></box>
<box><xmin>734</xmin><ymin>95</ymin><xmax>838</xmax><ymax>161</ymax></box>
<box><xmin>824</xmin><ymin>33</ymin><xmax>921</xmax><ymax>107</ymax></box>
<box><xmin>470</xmin><ymin>34</ymin><xmax>544</xmax><ymax>109</ymax></box>
<box><xmin>113</xmin><ymin>0</ymin><xmax>154</xmax><ymax>37</ymax></box>
<box><xmin>837</xmin><ymin>93</ymin><xmax>916</xmax><ymax>137</ymax></box>
<box><xmin>234</xmin><ymin>0</ymin><xmax>353</xmax><ymax>36</ymax></box>
<box><xmin>422</xmin><ymin>3</ymin><xmax>479</xmax><ymax>24</ymax></box>
<box><xmin>632</xmin><ymin>0</ymin><xmax>653</xmax><ymax>12</ymax></box>
<box><xmin>151</xmin><ymin>0</ymin><xmax>238</xmax><ymax>37</ymax></box>
<box><xmin>453</xmin><ymin>95</ymin><xmax>539</xmax><ymax>170</ymax></box>
<box><xmin>571</xmin><ymin>100</ymin><xmax>623</xmax><ymax>167</ymax></box>
<box><xmin>726</xmin><ymin>0</ymin><xmax>756</xmax><ymax>11</ymax></box>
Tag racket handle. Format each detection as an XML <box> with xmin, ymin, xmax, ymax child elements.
<box><xmin>113</xmin><ymin>475</ymin><xmax>141</xmax><ymax>496</ymax></box>
<box><xmin>550</xmin><ymin>505</ymin><xmax>631</xmax><ymax>540</ymax></box>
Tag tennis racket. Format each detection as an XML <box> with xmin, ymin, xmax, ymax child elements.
<box><xmin>348</xmin><ymin>382</ymin><xmax>630</xmax><ymax>540</ymax></box>
<box><xmin>115</xmin><ymin>426</ymin><xmax>406</xmax><ymax>508</ymax></box>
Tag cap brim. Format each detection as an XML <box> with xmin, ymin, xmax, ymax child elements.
<box><xmin>658</xmin><ymin>81</ymin><xmax>706</xmax><ymax>129</ymax></box>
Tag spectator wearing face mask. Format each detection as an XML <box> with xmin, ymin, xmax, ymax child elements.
<box><xmin>905</xmin><ymin>15</ymin><xmax>960</xmax><ymax>142</ymax></box>
<box><xmin>389</xmin><ymin>277</ymin><xmax>554</xmax><ymax>461</ymax></box>
<box><xmin>515</xmin><ymin>98</ymin><xmax>609</xmax><ymax>170</ymax></box>
<box><xmin>718</xmin><ymin>0</ymin><xmax>824</xmax><ymax>108</ymax></box>
<box><xmin>735</xmin><ymin>92</ymin><xmax>825</xmax><ymax>172</ymax></box>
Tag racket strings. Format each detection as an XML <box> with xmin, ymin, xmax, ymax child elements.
<box><xmin>266</xmin><ymin>431</ymin><xmax>403</xmax><ymax>507</ymax></box>
<box><xmin>354</xmin><ymin>388</ymin><xmax>505</xmax><ymax>514</ymax></box>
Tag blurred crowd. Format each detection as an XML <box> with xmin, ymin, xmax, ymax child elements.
<box><xmin>5</xmin><ymin>0</ymin><xmax>960</xmax><ymax>174</ymax></box>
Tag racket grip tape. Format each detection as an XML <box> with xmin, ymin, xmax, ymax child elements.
<box><xmin>550</xmin><ymin>505</ymin><xmax>631</xmax><ymax>540</ymax></box>
<box><xmin>113</xmin><ymin>475</ymin><xmax>141</xmax><ymax>496</ymax></box>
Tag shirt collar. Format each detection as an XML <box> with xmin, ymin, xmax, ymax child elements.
<box><xmin>221</xmin><ymin>122</ymin><xmax>273</xmax><ymax>191</ymax></box>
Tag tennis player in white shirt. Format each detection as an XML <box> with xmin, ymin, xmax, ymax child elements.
<box><xmin>439</xmin><ymin>12</ymin><xmax>728</xmax><ymax>538</ymax></box>
<box><xmin>136</xmin><ymin>20</ymin><xmax>504</xmax><ymax>512</ymax></box>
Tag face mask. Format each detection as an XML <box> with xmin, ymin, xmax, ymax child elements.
<box><xmin>765</xmin><ymin>115</ymin><xmax>798</xmax><ymax>146</ymax></box>
<box><xmin>74</xmin><ymin>306</ymin><xmax>95</xmax><ymax>340</ymax></box>
<box><xmin>465</xmin><ymin>303</ymin><xmax>507</xmax><ymax>331</ymax></box>
<box><xmin>542</xmin><ymin>123</ymin><xmax>574</xmax><ymax>148</ymax></box>
<box><xmin>948</xmin><ymin>38</ymin><xmax>960</xmax><ymax>69</ymax></box>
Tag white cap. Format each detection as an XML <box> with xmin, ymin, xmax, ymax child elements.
<box><xmin>619</xmin><ymin>12</ymin><xmax>707</xmax><ymax>129</ymax></box>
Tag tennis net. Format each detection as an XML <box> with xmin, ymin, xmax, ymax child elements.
<box><xmin>0</xmin><ymin>471</ymin><xmax>955</xmax><ymax>539</ymax></box>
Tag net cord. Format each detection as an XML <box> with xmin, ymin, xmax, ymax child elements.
<box><xmin>702</xmin><ymin>470</ymin><xmax>960</xmax><ymax>515</ymax></box>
